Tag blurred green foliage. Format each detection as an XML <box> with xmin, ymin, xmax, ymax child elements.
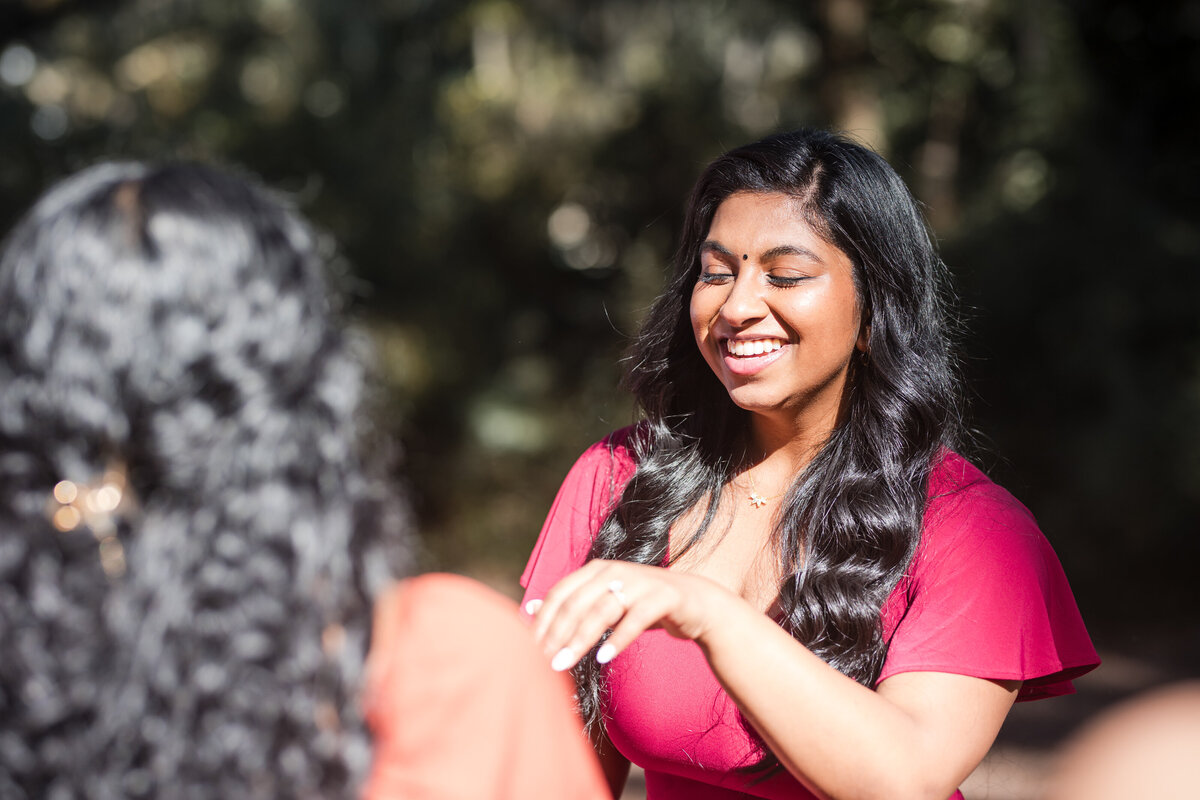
<box><xmin>1</xmin><ymin>0</ymin><xmax>1197</xmax><ymax>629</ymax></box>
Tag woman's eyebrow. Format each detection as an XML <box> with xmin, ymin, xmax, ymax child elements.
<box><xmin>701</xmin><ymin>240</ymin><xmax>823</xmax><ymax>263</ymax></box>
<box><xmin>699</xmin><ymin>240</ymin><xmax>736</xmax><ymax>259</ymax></box>
<box><xmin>760</xmin><ymin>244</ymin><xmax>822</xmax><ymax>263</ymax></box>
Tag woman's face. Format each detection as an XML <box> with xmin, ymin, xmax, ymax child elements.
<box><xmin>689</xmin><ymin>191</ymin><xmax>867</xmax><ymax>428</ymax></box>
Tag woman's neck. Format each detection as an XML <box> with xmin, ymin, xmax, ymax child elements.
<box><xmin>746</xmin><ymin>405</ymin><xmax>838</xmax><ymax>474</ymax></box>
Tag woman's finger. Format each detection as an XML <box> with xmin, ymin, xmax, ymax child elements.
<box><xmin>547</xmin><ymin>577</ymin><xmax>639</xmax><ymax>671</ymax></box>
<box><xmin>595</xmin><ymin>584</ymin><xmax>678</xmax><ymax>664</ymax></box>
<box><xmin>539</xmin><ymin>568</ymin><xmax>635</xmax><ymax>665</ymax></box>
<box><xmin>531</xmin><ymin>559</ymin><xmax>609</xmax><ymax>643</ymax></box>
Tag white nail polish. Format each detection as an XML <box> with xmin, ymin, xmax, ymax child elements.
<box><xmin>523</xmin><ymin>599</ymin><xmax>542</xmax><ymax>615</ymax></box>
<box><xmin>550</xmin><ymin>647</ymin><xmax>577</xmax><ymax>672</ymax></box>
<box><xmin>596</xmin><ymin>643</ymin><xmax>616</xmax><ymax>664</ymax></box>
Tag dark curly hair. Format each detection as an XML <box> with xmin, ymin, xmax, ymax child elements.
<box><xmin>575</xmin><ymin>129</ymin><xmax>963</xmax><ymax>768</ymax></box>
<box><xmin>0</xmin><ymin>162</ymin><xmax>412</xmax><ymax>799</ymax></box>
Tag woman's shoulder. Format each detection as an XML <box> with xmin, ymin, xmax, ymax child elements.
<box><xmin>592</xmin><ymin>423</ymin><xmax>643</xmax><ymax>460</ymax></box>
<box><xmin>929</xmin><ymin>450</ymin><xmax>1010</xmax><ymax>499</ymax></box>
<box><xmin>518</xmin><ymin>426</ymin><xmax>643</xmax><ymax>594</ymax></box>
<box><xmin>364</xmin><ymin>575</ymin><xmax>610</xmax><ymax>800</ymax></box>
<box><xmin>383</xmin><ymin>573</ymin><xmax>522</xmax><ymax>630</ymax></box>
<box><xmin>928</xmin><ymin>451</ymin><xmax>1038</xmax><ymax>524</ymax></box>
<box><xmin>921</xmin><ymin>450</ymin><xmax>1046</xmax><ymax>563</ymax></box>
<box><xmin>368</xmin><ymin>574</ymin><xmax>568</xmax><ymax>716</ymax></box>
<box><xmin>563</xmin><ymin>424</ymin><xmax>642</xmax><ymax>484</ymax></box>
<box><xmin>888</xmin><ymin>452</ymin><xmax>1100</xmax><ymax>696</ymax></box>
<box><xmin>369</xmin><ymin>574</ymin><xmax>530</xmax><ymax>675</ymax></box>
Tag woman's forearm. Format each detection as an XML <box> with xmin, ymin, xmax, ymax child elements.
<box><xmin>698</xmin><ymin>598</ymin><xmax>1018</xmax><ymax>800</ymax></box>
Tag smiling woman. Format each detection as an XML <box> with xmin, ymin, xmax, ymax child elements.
<box><xmin>520</xmin><ymin>129</ymin><xmax>1099</xmax><ymax>800</ymax></box>
<box><xmin>690</xmin><ymin>192</ymin><xmax>867</xmax><ymax>436</ymax></box>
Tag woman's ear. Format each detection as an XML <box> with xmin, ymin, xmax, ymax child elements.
<box><xmin>856</xmin><ymin>321</ymin><xmax>871</xmax><ymax>353</ymax></box>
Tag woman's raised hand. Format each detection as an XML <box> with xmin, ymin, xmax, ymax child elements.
<box><xmin>527</xmin><ymin>559</ymin><xmax>741</xmax><ymax>672</ymax></box>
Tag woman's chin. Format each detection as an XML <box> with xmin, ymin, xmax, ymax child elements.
<box><xmin>724</xmin><ymin>388</ymin><xmax>787</xmax><ymax>416</ymax></box>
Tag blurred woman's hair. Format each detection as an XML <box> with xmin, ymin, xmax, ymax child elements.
<box><xmin>576</xmin><ymin>128</ymin><xmax>963</xmax><ymax>766</ymax></box>
<box><xmin>0</xmin><ymin>162</ymin><xmax>412</xmax><ymax>799</ymax></box>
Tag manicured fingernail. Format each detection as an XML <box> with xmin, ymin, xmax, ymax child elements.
<box><xmin>596</xmin><ymin>643</ymin><xmax>616</xmax><ymax>664</ymax></box>
<box><xmin>550</xmin><ymin>647</ymin><xmax>577</xmax><ymax>672</ymax></box>
<box><xmin>523</xmin><ymin>599</ymin><xmax>542</xmax><ymax>615</ymax></box>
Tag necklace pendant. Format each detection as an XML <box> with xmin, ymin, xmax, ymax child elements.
<box><xmin>748</xmin><ymin>493</ymin><xmax>768</xmax><ymax>508</ymax></box>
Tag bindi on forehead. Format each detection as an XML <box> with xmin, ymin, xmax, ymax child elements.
<box><xmin>742</xmin><ymin>253</ymin><xmax>748</xmax><ymax>260</ymax></box>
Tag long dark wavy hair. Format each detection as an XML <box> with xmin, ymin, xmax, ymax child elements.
<box><xmin>0</xmin><ymin>162</ymin><xmax>412</xmax><ymax>799</ymax></box>
<box><xmin>575</xmin><ymin>129</ymin><xmax>963</xmax><ymax>763</ymax></box>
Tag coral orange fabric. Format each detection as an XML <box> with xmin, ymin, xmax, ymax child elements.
<box><xmin>362</xmin><ymin>573</ymin><xmax>608</xmax><ymax>800</ymax></box>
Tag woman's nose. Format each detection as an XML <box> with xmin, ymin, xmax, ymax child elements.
<box><xmin>719</xmin><ymin>272</ymin><xmax>768</xmax><ymax>327</ymax></box>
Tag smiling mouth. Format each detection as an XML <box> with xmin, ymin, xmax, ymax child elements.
<box><xmin>725</xmin><ymin>338</ymin><xmax>785</xmax><ymax>357</ymax></box>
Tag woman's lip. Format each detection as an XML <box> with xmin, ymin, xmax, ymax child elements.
<box><xmin>721</xmin><ymin>343</ymin><xmax>788</xmax><ymax>376</ymax></box>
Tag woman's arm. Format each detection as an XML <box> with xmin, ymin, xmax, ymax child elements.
<box><xmin>701</xmin><ymin>593</ymin><xmax>1019</xmax><ymax>799</ymax></box>
<box><xmin>532</xmin><ymin>559</ymin><xmax>1019</xmax><ymax>800</ymax></box>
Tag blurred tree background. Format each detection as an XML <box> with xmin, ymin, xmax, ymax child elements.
<box><xmin>2</xmin><ymin>0</ymin><xmax>1197</xmax><ymax>666</ymax></box>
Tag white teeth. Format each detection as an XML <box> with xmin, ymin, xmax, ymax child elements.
<box><xmin>726</xmin><ymin>338</ymin><xmax>783</xmax><ymax>357</ymax></box>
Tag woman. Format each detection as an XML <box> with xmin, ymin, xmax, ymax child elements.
<box><xmin>0</xmin><ymin>162</ymin><xmax>606</xmax><ymax>799</ymax></box>
<box><xmin>521</xmin><ymin>129</ymin><xmax>1099</xmax><ymax>800</ymax></box>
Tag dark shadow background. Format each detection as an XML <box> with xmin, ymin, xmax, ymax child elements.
<box><xmin>2</xmin><ymin>0</ymin><xmax>1197</xmax><ymax>794</ymax></box>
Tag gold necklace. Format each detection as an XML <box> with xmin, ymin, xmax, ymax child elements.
<box><xmin>742</xmin><ymin>470</ymin><xmax>787</xmax><ymax>509</ymax></box>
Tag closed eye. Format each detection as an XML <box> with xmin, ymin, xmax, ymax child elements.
<box><xmin>766</xmin><ymin>274</ymin><xmax>811</xmax><ymax>287</ymax></box>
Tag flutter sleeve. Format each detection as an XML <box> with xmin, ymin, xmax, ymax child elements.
<box><xmin>520</xmin><ymin>428</ymin><xmax>638</xmax><ymax>606</ymax></box>
<box><xmin>878</xmin><ymin>453</ymin><xmax>1100</xmax><ymax>701</ymax></box>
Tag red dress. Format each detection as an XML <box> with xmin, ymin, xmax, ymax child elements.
<box><xmin>363</xmin><ymin>573</ymin><xmax>609</xmax><ymax>800</ymax></box>
<box><xmin>521</xmin><ymin>429</ymin><xmax>1100</xmax><ymax>799</ymax></box>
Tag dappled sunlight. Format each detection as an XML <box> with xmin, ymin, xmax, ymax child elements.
<box><xmin>0</xmin><ymin>7</ymin><xmax>1195</xmax><ymax>768</ymax></box>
